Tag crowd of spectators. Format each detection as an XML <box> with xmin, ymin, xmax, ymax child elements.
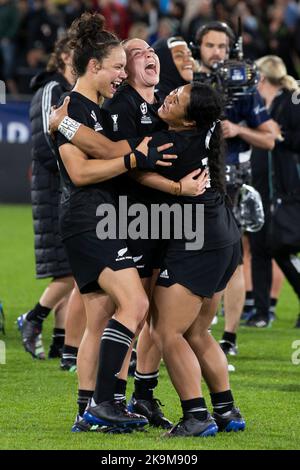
<box><xmin>1</xmin><ymin>0</ymin><xmax>300</xmax><ymax>95</ymax></box>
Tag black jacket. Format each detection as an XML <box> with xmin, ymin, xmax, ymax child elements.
<box><xmin>29</xmin><ymin>71</ymin><xmax>72</xmax><ymax>278</ymax></box>
<box><xmin>251</xmin><ymin>88</ymin><xmax>300</xmax><ymax>201</ymax></box>
<box><xmin>153</xmin><ymin>38</ymin><xmax>188</xmax><ymax>101</ymax></box>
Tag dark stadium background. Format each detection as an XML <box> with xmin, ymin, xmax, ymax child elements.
<box><xmin>1</xmin><ymin>0</ymin><xmax>300</xmax><ymax>203</ymax></box>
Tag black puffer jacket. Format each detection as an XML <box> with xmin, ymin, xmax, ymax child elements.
<box><xmin>30</xmin><ymin>71</ymin><xmax>72</xmax><ymax>278</ymax></box>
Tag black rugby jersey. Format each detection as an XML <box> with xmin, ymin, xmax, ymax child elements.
<box><xmin>149</xmin><ymin>129</ymin><xmax>241</xmax><ymax>251</ymax></box>
<box><xmin>102</xmin><ymin>83</ymin><xmax>167</xmax><ymax>202</ymax></box>
<box><xmin>103</xmin><ymin>83</ymin><xmax>165</xmax><ymax>139</ymax></box>
<box><xmin>55</xmin><ymin>91</ymin><xmax>118</xmax><ymax>240</ymax></box>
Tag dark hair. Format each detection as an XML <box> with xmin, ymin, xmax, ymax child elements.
<box><xmin>68</xmin><ymin>13</ymin><xmax>120</xmax><ymax>77</ymax></box>
<box><xmin>196</xmin><ymin>21</ymin><xmax>235</xmax><ymax>49</ymax></box>
<box><xmin>185</xmin><ymin>82</ymin><xmax>225</xmax><ymax>193</ymax></box>
<box><xmin>172</xmin><ymin>0</ymin><xmax>186</xmax><ymax>17</ymax></box>
<box><xmin>47</xmin><ymin>36</ymin><xmax>72</xmax><ymax>73</ymax></box>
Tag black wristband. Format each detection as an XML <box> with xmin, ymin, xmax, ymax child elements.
<box><xmin>124</xmin><ymin>148</ymin><xmax>163</xmax><ymax>170</ymax></box>
<box><xmin>134</xmin><ymin>148</ymin><xmax>161</xmax><ymax>169</ymax></box>
<box><xmin>124</xmin><ymin>153</ymin><xmax>132</xmax><ymax>170</ymax></box>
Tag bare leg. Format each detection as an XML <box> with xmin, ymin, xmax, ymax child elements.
<box><xmin>187</xmin><ymin>292</ymin><xmax>245</xmax><ymax>432</ymax></box>
<box><xmin>243</xmin><ymin>235</ymin><xmax>252</xmax><ymax>292</ymax></box>
<box><xmin>223</xmin><ymin>265</ymin><xmax>245</xmax><ymax>333</ymax></box>
<box><xmin>20</xmin><ymin>276</ymin><xmax>74</xmax><ymax>358</ymax></box>
<box><xmin>151</xmin><ymin>284</ymin><xmax>203</xmax><ymax>400</ymax></box>
<box><xmin>83</xmin><ymin>267</ymin><xmax>149</xmax><ymax>416</ymax></box>
<box><xmin>135</xmin><ymin>272</ymin><xmax>162</xmax><ymax>374</ymax></box>
<box><xmin>39</xmin><ymin>276</ymin><xmax>74</xmax><ymax>309</ymax></box>
<box><xmin>118</xmin><ymin>276</ymin><xmax>154</xmax><ymax>380</ymax></box>
<box><xmin>77</xmin><ymin>293</ymin><xmax>115</xmax><ymax>391</ymax></box>
<box><xmin>64</xmin><ymin>286</ymin><xmax>86</xmax><ymax>348</ymax></box>
<box><xmin>271</xmin><ymin>260</ymin><xmax>284</xmax><ymax>299</ymax></box>
<box><xmin>78</xmin><ymin>268</ymin><xmax>148</xmax><ymax>390</ymax></box>
<box><xmin>53</xmin><ymin>296</ymin><xmax>69</xmax><ymax>329</ymax></box>
<box><xmin>99</xmin><ymin>267</ymin><xmax>148</xmax><ymax>333</ymax></box>
<box><xmin>185</xmin><ymin>293</ymin><xmax>230</xmax><ymax>393</ymax></box>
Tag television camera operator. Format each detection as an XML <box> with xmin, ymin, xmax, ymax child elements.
<box><xmin>192</xmin><ymin>21</ymin><xmax>275</xmax><ymax>355</ymax></box>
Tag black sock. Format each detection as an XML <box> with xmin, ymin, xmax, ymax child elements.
<box><xmin>114</xmin><ymin>378</ymin><xmax>127</xmax><ymax>402</ymax></box>
<box><xmin>27</xmin><ymin>302</ymin><xmax>51</xmax><ymax>324</ymax></box>
<box><xmin>181</xmin><ymin>397</ymin><xmax>208</xmax><ymax>421</ymax></box>
<box><xmin>270</xmin><ymin>298</ymin><xmax>278</xmax><ymax>314</ymax></box>
<box><xmin>93</xmin><ymin>319</ymin><xmax>134</xmax><ymax>404</ymax></box>
<box><xmin>77</xmin><ymin>389</ymin><xmax>94</xmax><ymax>417</ymax></box>
<box><xmin>210</xmin><ymin>390</ymin><xmax>234</xmax><ymax>415</ymax></box>
<box><xmin>244</xmin><ymin>291</ymin><xmax>254</xmax><ymax>313</ymax></box>
<box><xmin>222</xmin><ymin>331</ymin><xmax>236</xmax><ymax>345</ymax></box>
<box><xmin>52</xmin><ymin>328</ymin><xmax>65</xmax><ymax>347</ymax></box>
<box><xmin>62</xmin><ymin>344</ymin><xmax>78</xmax><ymax>361</ymax></box>
<box><xmin>134</xmin><ymin>370</ymin><xmax>159</xmax><ymax>401</ymax></box>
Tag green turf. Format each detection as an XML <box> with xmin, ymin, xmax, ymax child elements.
<box><xmin>0</xmin><ymin>205</ymin><xmax>300</xmax><ymax>450</ymax></box>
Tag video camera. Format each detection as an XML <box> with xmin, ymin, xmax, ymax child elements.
<box><xmin>190</xmin><ymin>19</ymin><xmax>259</xmax><ymax>107</ymax></box>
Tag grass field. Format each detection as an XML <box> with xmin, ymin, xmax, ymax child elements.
<box><xmin>0</xmin><ymin>205</ymin><xmax>299</xmax><ymax>450</ymax></box>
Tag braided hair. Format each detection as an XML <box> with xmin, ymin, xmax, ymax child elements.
<box><xmin>185</xmin><ymin>82</ymin><xmax>226</xmax><ymax>193</ymax></box>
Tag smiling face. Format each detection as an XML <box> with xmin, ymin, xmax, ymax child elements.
<box><xmin>123</xmin><ymin>39</ymin><xmax>160</xmax><ymax>88</ymax></box>
<box><xmin>170</xmin><ymin>43</ymin><xmax>194</xmax><ymax>82</ymax></box>
<box><xmin>93</xmin><ymin>45</ymin><xmax>127</xmax><ymax>99</ymax></box>
<box><xmin>158</xmin><ymin>84</ymin><xmax>193</xmax><ymax>129</ymax></box>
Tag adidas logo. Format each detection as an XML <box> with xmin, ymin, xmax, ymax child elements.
<box><xmin>94</xmin><ymin>122</ymin><xmax>103</xmax><ymax>132</ymax></box>
<box><xmin>160</xmin><ymin>269</ymin><xmax>169</xmax><ymax>279</ymax></box>
<box><xmin>133</xmin><ymin>255</ymin><xmax>143</xmax><ymax>263</ymax></box>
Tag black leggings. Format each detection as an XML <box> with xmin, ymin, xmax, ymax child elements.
<box><xmin>249</xmin><ymin>210</ymin><xmax>300</xmax><ymax>318</ymax></box>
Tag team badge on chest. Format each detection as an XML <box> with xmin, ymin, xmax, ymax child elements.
<box><xmin>111</xmin><ymin>114</ymin><xmax>119</xmax><ymax>132</ymax></box>
<box><xmin>140</xmin><ymin>102</ymin><xmax>152</xmax><ymax>124</ymax></box>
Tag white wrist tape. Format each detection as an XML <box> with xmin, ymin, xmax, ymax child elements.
<box><xmin>58</xmin><ymin>116</ymin><xmax>81</xmax><ymax>141</ymax></box>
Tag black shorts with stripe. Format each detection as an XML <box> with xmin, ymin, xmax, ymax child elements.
<box><xmin>156</xmin><ymin>241</ymin><xmax>241</xmax><ymax>298</ymax></box>
<box><xmin>63</xmin><ymin>230</ymin><xmax>136</xmax><ymax>294</ymax></box>
<box><xmin>126</xmin><ymin>238</ymin><xmax>168</xmax><ymax>279</ymax></box>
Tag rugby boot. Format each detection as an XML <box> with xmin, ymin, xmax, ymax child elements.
<box><xmin>128</xmin><ymin>394</ymin><xmax>172</xmax><ymax>429</ymax></box>
<box><xmin>165</xmin><ymin>413</ymin><xmax>218</xmax><ymax>437</ymax></box>
<box><xmin>213</xmin><ymin>407</ymin><xmax>246</xmax><ymax>432</ymax></box>
<box><xmin>84</xmin><ymin>399</ymin><xmax>148</xmax><ymax>430</ymax></box>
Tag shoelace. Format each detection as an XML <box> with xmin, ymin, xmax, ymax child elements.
<box><xmin>170</xmin><ymin>417</ymin><xmax>187</xmax><ymax>435</ymax></box>
<box><xmin>114</xmin><ymin>400</ymin><xmax>127</xmax><ymax>411</ymax></box>
<box><xmin>115</xmin><ymin>400</ymin><xmax>137</xmax><ymax>418</ymax></box>
<box><xmin>151</xmin><ymin>397</ymin><xmax>164</xmax><ymax>410</ymax></box>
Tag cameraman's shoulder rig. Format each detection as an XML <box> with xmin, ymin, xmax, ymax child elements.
<box><xmin>225</xmin><ymin>161</ymin><xmax>252</xmax><ymax>187</ymax></box>
<box><xmin>193</xmin><ymin>60</ymin><xmax>259</xmax><ymax>108</ymax></box>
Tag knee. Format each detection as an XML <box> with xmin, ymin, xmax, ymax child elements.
<box><xmin>150</xmin><ymin>325</ymin><xmax>180</xmax><ymax>353</ymax></box>
<box><xmin>127</xmin><ymin>293</ymin><xmax>149</xmax><ymax>325</ymax></box>
<box><xmin>186</xmin><ymin>328</ymin><xmax>209</xmax><ymax>347</ymax></box>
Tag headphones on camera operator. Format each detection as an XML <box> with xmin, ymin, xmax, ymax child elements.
<box><xmin>190</xmin><ymin>21</ymin><xmax>264</xmax><ymax>233</ymax></box>
<box><xmin>193</xmin><ymin>21</ymin><xmax>235</xmax><ymax>61</ymax></box>
<box><xmin>190</xmin><ymin>20</ymin><xmax>259</xmax><ymax>108</ymax></box>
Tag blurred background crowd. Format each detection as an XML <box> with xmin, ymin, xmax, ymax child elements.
<box><xmin>1</xmin><ymin>0</ymin><xmax>300</xmax><ymax>95</ymax></box>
